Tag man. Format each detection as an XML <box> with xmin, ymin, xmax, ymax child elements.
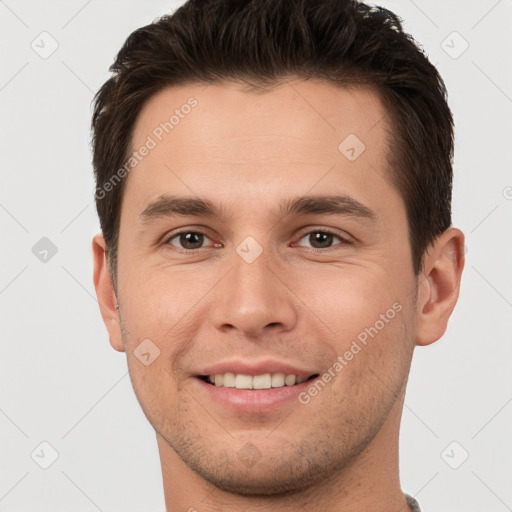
<box><xmin>91</xmin><ymin>0</ymin><xmax>464</xmax><ymax>510</ymax></box>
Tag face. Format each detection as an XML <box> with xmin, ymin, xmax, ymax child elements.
<box><xmin>111</xmin><ymin>80</ymin><xmax>420</xmax><ymax>494</ymax></box>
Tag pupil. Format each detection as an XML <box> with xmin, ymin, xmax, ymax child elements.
<box><xmin>181</xmin><ymin>232</ymin><xmax>203</xmax><ymax>249</ymax></box>
<box><xmin>311</xmin><ymin>232</ymin><xmax>332</xmax><ymax>248</ymax></box>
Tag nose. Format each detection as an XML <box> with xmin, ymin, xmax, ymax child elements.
<box><xmin>210</xmin><ymin>248</ymin><xmax>297</xmax><ymax>338</ymax></box>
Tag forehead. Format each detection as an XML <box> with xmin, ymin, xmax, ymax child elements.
<box><xmin>132</xmin><ymin>79</ymin><xmax>389</xmax><ymax>156</ymax></box>
<box><xmin>124</xmin><ymin>79</ymin><xmax>397</xmax><ymax>220</ymax></box>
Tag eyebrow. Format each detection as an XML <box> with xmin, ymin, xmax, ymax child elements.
<box><xmin>139</xmin><ymin>194</ymin><xmax>376</xmax><ymax>224</ymax></box>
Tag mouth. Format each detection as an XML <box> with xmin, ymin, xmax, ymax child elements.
<box><xmin>192</xmin><ymin>360</ymin><xmax>322</xmax><ymax>412</ymax></box>
<box><xmin>197</xmin><ymin>372</ymin><xmax>320</xmax><ymax>389</ymax></box>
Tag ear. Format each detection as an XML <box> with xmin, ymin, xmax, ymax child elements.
<box><xmin>92</xmin><ymin>233</ymin><xmax>125</xmax><ymax>352</ymax></box>
<box><xmin>415</xmin><ymin>227</ymin><xmax>465</xmax><ymax>347</ymax></box>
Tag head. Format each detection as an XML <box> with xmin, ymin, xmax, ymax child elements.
<box><xmin>92</xmin><ymin>0</ymin><xmax>464</xmax><ymax>498</ymax></box>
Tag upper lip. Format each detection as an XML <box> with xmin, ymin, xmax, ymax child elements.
<box><xmin>195</xmin><ymin>359</ymin><xmax>318</xmax><ymax>378</ymax></box>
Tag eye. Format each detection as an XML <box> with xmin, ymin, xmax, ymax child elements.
<box><xmin>166</xmin><ymin>230</ymin><xmax>215</xmax><ymax>251</ymax></box>
<box><xmin>295</xmin><ymin>230</ymin><xmax>351</xmax><ymax>250</ymax></box>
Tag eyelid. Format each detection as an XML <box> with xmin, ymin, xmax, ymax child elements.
<box><xmin>164</xmin><ymin>228</ymin><xmax>217</xmax><ymax>249</ymax></box>
<box><xmin>293</xmin><ymin>227</ymin><xmax>353</xmax><ymax>249</ymax></box>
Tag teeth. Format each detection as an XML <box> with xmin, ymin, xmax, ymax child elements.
<box><xmin>235</xmin><ymin>374</ymin><xmax>253</xmax><ymax>389</ymax></box>
<box><xmin>253</xmin><ymin>374</ymin><xmax>271</xmax><ymax>389</ymax></box>
<box><xmin>284</xmin><ymin>374</ymin><xmax>296</xmax><ymax>386</ymax></box>
<box><xmin>271</xmin><ymin>373</ymin><xmax>285</xmax><ymax>387</ymax></box>
<box><xmin>223</xmin><ymin>372</ymin><xmax>236</xmax><ymax>388</ymax></box>
<box><xmin>205</xmin><ymin>372</ymin><xmax>309</xmax><ymax>389</ymax></box>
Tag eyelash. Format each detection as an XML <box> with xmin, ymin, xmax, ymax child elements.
<box><xmin>164</xmin><ymin>228</ymin><xmax>352</xmax><ymax>253</ymax></box>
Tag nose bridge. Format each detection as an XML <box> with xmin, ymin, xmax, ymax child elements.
<box><xmin>210</xmin><ymin>243</ymin><xmax>296</xmax><ymax>336</ymax></box>
<box><xmin>232</xmin><ymin>246</ymin><xmax>276</xmax><ymax>303</ymax></box>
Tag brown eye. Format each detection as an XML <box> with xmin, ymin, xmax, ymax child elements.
<box><xmin>168</xmin><ymin>231</ymin><xmax>210</xmax><ymax>250</ymax></box>
<box><xmin>296</xmin><ymin>230</ymin><xmax>349</xmax><ymax>250</ymax></box>
<box><xmin>309</xmin><ymin>232</ymin><xmax>334</xmax><ymax>248</ymax></box>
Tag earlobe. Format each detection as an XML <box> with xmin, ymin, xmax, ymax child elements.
<box><xmin>414</xmin><ymin>227</ymin><xmax>465</xmax><ymax>347</ymax></box>
<box><xmin>92</xmin><ymin>233</ymin><xmax>125</xmax><ymax>352</ymax></box>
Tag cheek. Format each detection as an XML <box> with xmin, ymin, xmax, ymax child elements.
<box><xmin>119</xmin><ymin>263</ymin><xmax>206</xmax><ymax>340</ymax></box>
<box><xmin>118</xmin><ymin>263</ymin><xmax>214</xmax><ymax>397</ymax></box>
<box><xmin>320</xmin><ymin>302</ymin><xmax>412</xmax><ymax>423</ymax></box>
<box><xmin>299</xmin><ymin>264</ymin><xmax>403</xmax><ymax>332</ymax></box>
<box><xmin>120</xmin><ymin>301</ymin><xmax>192</xmax><ymax>427</ymax></box>
<box><xmin>297</xmin><ymin>263</ymin><xmax>413</xmax><ymax>384</ymax></box>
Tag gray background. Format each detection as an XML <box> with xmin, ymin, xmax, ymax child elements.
<box><xmin>1</xmin><ymin>0</ymin><xmax>511</xmax><ymax>510</ymax></box>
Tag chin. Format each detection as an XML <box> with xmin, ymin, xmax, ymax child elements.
<box><xmin>169</xmin><ymin>431</ymin><xmax>359</xmax><ymax>498</ymax></box>
<box><xmin>188</xmin><ymin>462</ymin><xmax>319</xmax><ymax>497</ymax></box>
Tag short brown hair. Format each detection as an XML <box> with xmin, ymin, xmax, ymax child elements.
<box><xmin>91</xmin><ymin>0</ymin><xmax>454</xmax><ymax>287</ymax></box>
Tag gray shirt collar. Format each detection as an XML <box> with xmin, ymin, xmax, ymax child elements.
<box><xmin>405</xmin><ymin>494</ymin><xmax>421</xmax><ymax>511</ymax></box>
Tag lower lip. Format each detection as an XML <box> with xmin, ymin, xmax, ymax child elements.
<box><xmin>193</xmin><ymin>377</ymin><xmax>313</xmax><ymax>413</ymax></box>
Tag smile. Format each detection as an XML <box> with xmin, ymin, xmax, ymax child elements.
<box><xmin>200</xmin><ymin>372</ymin><xmax>319</xmax><ymax>389</ymax></box>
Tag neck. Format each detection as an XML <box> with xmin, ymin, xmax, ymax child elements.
<box><xmin>157</xmin><ymin>387</ymin><xmax>411</xmax><ymax>512</ymax></box>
